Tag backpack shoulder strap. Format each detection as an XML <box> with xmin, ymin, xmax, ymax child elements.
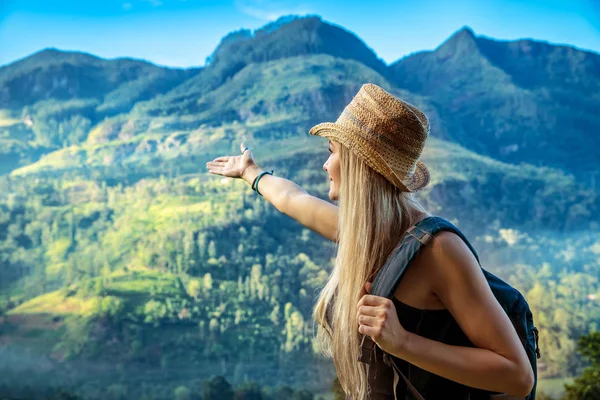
<box><xmin>359</xmin><ymin>216</ymin><xmax>481</xmax><ymax>400</ymax></box>
<box><xmin>416</xmin><ymin>216</ymin><xmax>481</xmax><ymax>264</ymax></box>
<box><xmin>368</xmin><ymin>215</ymin><xmax>479</xmax><ymax>299</ymax></box>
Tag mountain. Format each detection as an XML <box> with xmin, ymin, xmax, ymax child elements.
<box><xmin>390</xmin><ymin>27</ymin><xmax>600</xmax><ymax>177</ymax></box>
<box><xmin>0</xmin><ymin>49</ymin><xmax>199</xmax><ymax>174</ymax></box>
<box><xmin>4</xmin><ymin>19</ymin><xmax>597</xmax><ymax>179</ymax></box>
<box><xmin>129</xmin><ymin>15</ymin><xmax>389</xmax><ymax>118</ymax></box>
<box><xmin>0</xmin><ymin>48</ymin><xmax>199</xmax><ymax>110</ymax></box>
<box><xmin>0</xmin><ymin>18</ymin><xmax>599</xmax><ymax>399</ymax></box>
<box><xmin>1</xmin><ymin>128</ymin><xmax>597</xmax><ymax>397</ymax></box>
<box><xmin>208</xmin><ymin>15</ymin><xmax>387</xmax><ymax>76</ymax></box>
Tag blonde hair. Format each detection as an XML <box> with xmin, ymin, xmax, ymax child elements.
<box><xmin>313</xmin><ymin>142</ymin><xmax>428</xmax><ymax>399</ymax></box>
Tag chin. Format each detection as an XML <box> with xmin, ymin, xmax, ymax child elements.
<box><xmin>329</xmin><ymin>183</ymin><xmax>338</xmax><ymax>201</ymax></box>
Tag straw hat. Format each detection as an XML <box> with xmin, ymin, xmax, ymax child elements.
<box><xmin>309</xmin><ymin>83</ymin><xmax>430</xmax><ymax>192</ymax></box>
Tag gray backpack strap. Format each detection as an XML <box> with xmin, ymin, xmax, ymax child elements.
<box><xmin>367</xmin><ymin>216</ymin><xmax>451</xmax><ymax>299</ymax></box>
<box><xmin>358</xmin><ymin>216</ymin><xmax>451</xmax><ymax>400</ymax></box>
<box><xmin>366</xmin><ymin>215</ymin><xmax>479</xmax><ymax>300</ymax></box>
<box><xmin>358</xmin><ymin>216</ymin><xmax>486</xmax><ymax>399</ymax></box>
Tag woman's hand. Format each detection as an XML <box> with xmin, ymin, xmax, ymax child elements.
<box><xmin>357</xmin><ymin>282</ymin><xmax>409</xmax><ymax>356</ymax></box>
<box><xmin>205</xmin><ymin>142</ymin><xmax>257</xmax><ymax>180</ymax></box>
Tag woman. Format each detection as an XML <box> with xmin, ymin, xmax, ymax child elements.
<box><xmin>206</xmin><ymin>84</ymin><xmax>534</xmax><ymax>399</ymax></box>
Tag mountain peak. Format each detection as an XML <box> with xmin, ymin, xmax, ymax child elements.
<box><xmin>454</xmin><ymin>26</ymin><xmax>476</xmax><ymax>40</ymax></box>
<box><xmin>35</xmin><ymin>47</ymin><xmax>63</xmax><ymax>57</ymax></box>
<box><xmin>256</xmin><ymin>14</ymin><xmax>316</xmax><ymax>35</ymax></box>
<box><xmin>0</xmin><ymin>48</ymin><xmax>102</xmax><ymax>72</ymax></box>
<box><xmin>206</xmin><ymin>15</ymin><xmax>387</xmax><ymax>75</ymax></box>
<box><xmin>436</xmin><ymin>26</ymin><xmax>479</xmax><ymax>58</ymax></box>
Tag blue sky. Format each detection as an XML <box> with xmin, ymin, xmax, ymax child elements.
<box><xmin>1</xmin><ymin>0</ymin><xmax>599</xmax><ymax>68</ymax></box>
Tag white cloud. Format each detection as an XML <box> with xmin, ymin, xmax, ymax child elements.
<box><xmin>235</xmin><ymin>0</ymin><xmax>312</xmax><ymax>21</ymax></box>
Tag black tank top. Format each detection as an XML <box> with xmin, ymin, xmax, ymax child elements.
<box><xmin>363</xmin><ymin>297</ymin><xmax>493</xmax><ymax>399</ymax></box>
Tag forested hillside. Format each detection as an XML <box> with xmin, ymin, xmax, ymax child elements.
<box><xmin>1</xmin><ymin>15</ymin><xmax>598</xmax><ymax>400</ymax></box>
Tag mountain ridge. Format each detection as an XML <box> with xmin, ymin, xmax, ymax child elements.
<box><xmin>0</xmin><ymin>18</ymin><xmax>599</xmax><ymax>398</ymax></box>
<box><xmin>1</xmin><ymin>18</ymin><xmax>599</xmax><ymax>180</ymax></box>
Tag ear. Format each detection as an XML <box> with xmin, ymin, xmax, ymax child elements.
<box><xmin>364</xmin><ymin>282</ymin><xmax>372</xmax><ymax>293</ymax></box>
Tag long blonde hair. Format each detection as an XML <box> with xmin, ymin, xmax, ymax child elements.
<box><xmin>313</xmin><ymin>142</ymin><xmax>428</xmax><ymax>399</ymax></box>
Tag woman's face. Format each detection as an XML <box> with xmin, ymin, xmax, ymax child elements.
<box><xmin>323</xmin><ymin>139</ymin><xmax>341</xmax><ymax>201</ymax></box>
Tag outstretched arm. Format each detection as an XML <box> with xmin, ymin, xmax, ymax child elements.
<box><xmin>206</xmin><ymin>143</ymin><xmax>338</xmax><ymax>243</ymax></box>
<box><xmin>242</xmin><ymin>165</ymin><xmax>338</xmax><ymax>243</ymax></box>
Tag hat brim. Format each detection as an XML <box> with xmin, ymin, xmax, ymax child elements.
<box><xmin>309</xmin><ymin>122</ymin><xmax>430</xmax><ymax>193</ymax></box>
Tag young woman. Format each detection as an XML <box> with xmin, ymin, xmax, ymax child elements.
<box><xmin>205</xmin><ymin>84</ymin><xmax>534</xmax><ymax>399</ymax></box>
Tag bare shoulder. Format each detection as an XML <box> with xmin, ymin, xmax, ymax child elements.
<box><xmin>421</xmin><ymin>230</ymin><xmax>475</xmax><ymax>261</ymax></box>
<box><xmin>419</xmin><ymin>230</ymin><xmax>481</xmax><ymax>286</ymax></box>
<box><xmin>391</xmin><ymin>228</ymin><xmax>482</xmax><ymax>306</ymax></box>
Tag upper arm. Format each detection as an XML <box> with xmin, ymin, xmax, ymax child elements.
<box><xmin>279</xmin><ymin>192</ymin><xmax>338</xmax><ymax>242</ymax></box>
<box><xmin>427</xmin><ymin>232</ymin><xmax>531</xmax><ymax>370</ymax></box>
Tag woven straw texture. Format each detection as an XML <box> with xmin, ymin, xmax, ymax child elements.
<box><xmin>309</xmin><ymin>83</ymin><xmax>431</xmax><ymax>192</ymax></box>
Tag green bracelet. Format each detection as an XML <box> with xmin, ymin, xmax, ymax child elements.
<box><xmin>252</xmin><ymin>170</ymin><xmax>274</xmax><ymax>196</ymax></box>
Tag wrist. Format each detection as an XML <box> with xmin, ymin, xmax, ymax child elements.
<box><xmin>242</xmin><ymin>164</ymin><xmax>262</xmax><ymax>185</ymax></box>
<box><xmin>393</xmin><ymin>330</ymin><xmax>414</xmax><ymax>360</ymax></box>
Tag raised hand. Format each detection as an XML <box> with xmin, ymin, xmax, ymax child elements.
<box><xmin>205</xmin><ymin>142</ymin><xmax>256</xmax><ymax>179</ymax></box>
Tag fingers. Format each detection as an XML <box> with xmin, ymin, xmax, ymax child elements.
<box><xmin>206</xmin><ymin>157</ymin><xmax>230</xmax><ymax>171</ymax></box>
<box><xmin>357</xmin><ymin>304</ymin><xmax>382</xmax><ymax>319</ymax></box>
<box><xmin>206</xmin><ymin>164</ymin><xmax>225</xmax><ymax>173</ymax></box>
<box><xmin>212</xmin><ymin>156</ymin><xmax>230</xmax><ymax>162</ymax></box>
<box><xmin>240</xmin><ymin>142</ymin><xmax>252</xmax><ymax>155</ymax></box>
<box><xmin>357</xmin><ymin>314</ymin><xmax>378</xmax><ymax>326</ymax></box>
<box><xmin>206</xmin><ymin>161</ymin><xmax>226</xmax><ymax>167</ymax></box>
<box><xmin>358</xmin><ymin>325</ymin><xmax>380</xmax><ymax>338</ymax></box>
<box><xmin>357</xmin><ymin>294</ymin><xmax>386</xmax><ymax>307</ymax></box>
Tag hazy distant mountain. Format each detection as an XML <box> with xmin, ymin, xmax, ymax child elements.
<box><xmin>1</xmin><ymin>17</ymin><xmax>599</xmax><ymax>179</ymax></box>
<box><xmin>1</xmin><ymin>18</ymin><xmax>599</xmax><ymax>397</ymax></box>
<box><xmin>0</xmin><ymin>48</ymin><xmax>199</xmax><ymax>110</ymax></box>
<box><xmin>0</xmin><ymin>49</ymin><xmax>199</xmax><ymax>173</ymax></box>
<box><xmin>390</xmin><ymin>27</ymin><xmax>600</xmax><ymax>177</ymax></box>
<box><xmin>130</xmin><ymin>15</ymin><xmax>389</xmax><ymax>118</ymax></box>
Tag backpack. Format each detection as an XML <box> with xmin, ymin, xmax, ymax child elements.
<box><xmin>358</xmin><ymin>216</ymin><xmax>540</xmax><ymax>400</ymax></box>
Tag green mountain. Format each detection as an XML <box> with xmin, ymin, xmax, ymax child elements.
<box><xmin>0</xmin><ymin>49</ymin><xmax>199</xmax><ymax>174</ymax></box>
<box><xmin>1</xmin><ymin>15</ymin><xmax>599</xmax><ymax>400</ymax></box>
<box><xmin>390</xmin><ymin>27</ymin><xmax>600</xmax><ymax>177</ymax></box>
<box><xmin>0</xmin><ymin>48</ymin><xmax>199</xmax><ymax>109</ymax></box>
<box><xmin>3</xmin><ymin>18</ymin><xmax>599</xmax><ymax>181</ymax></box>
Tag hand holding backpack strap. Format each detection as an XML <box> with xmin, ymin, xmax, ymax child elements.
<box><xmin>358</xmin><ymin>217</ymin><xmax>435</xmax><ymax>399</ymax></box>
<box><xmin>359</xmin><ymin>215</ymin><xmax>537</xmax><ymax>399</ymax></box>
<box><xmin>358</xmin><ymin>216</ymin><xmax>478</xmax><ymax>400</ymax></box>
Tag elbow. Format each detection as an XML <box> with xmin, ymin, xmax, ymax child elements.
<box><xmin>513</xmin><ymin>364</ymin><xmax>535</xmax><ymax>398</ymax></box>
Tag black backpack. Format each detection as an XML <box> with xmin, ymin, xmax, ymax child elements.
<box><xmin>358</xmin><ymin>216</ymin><xmax>540</xmax><ymax>400</ymax></box>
